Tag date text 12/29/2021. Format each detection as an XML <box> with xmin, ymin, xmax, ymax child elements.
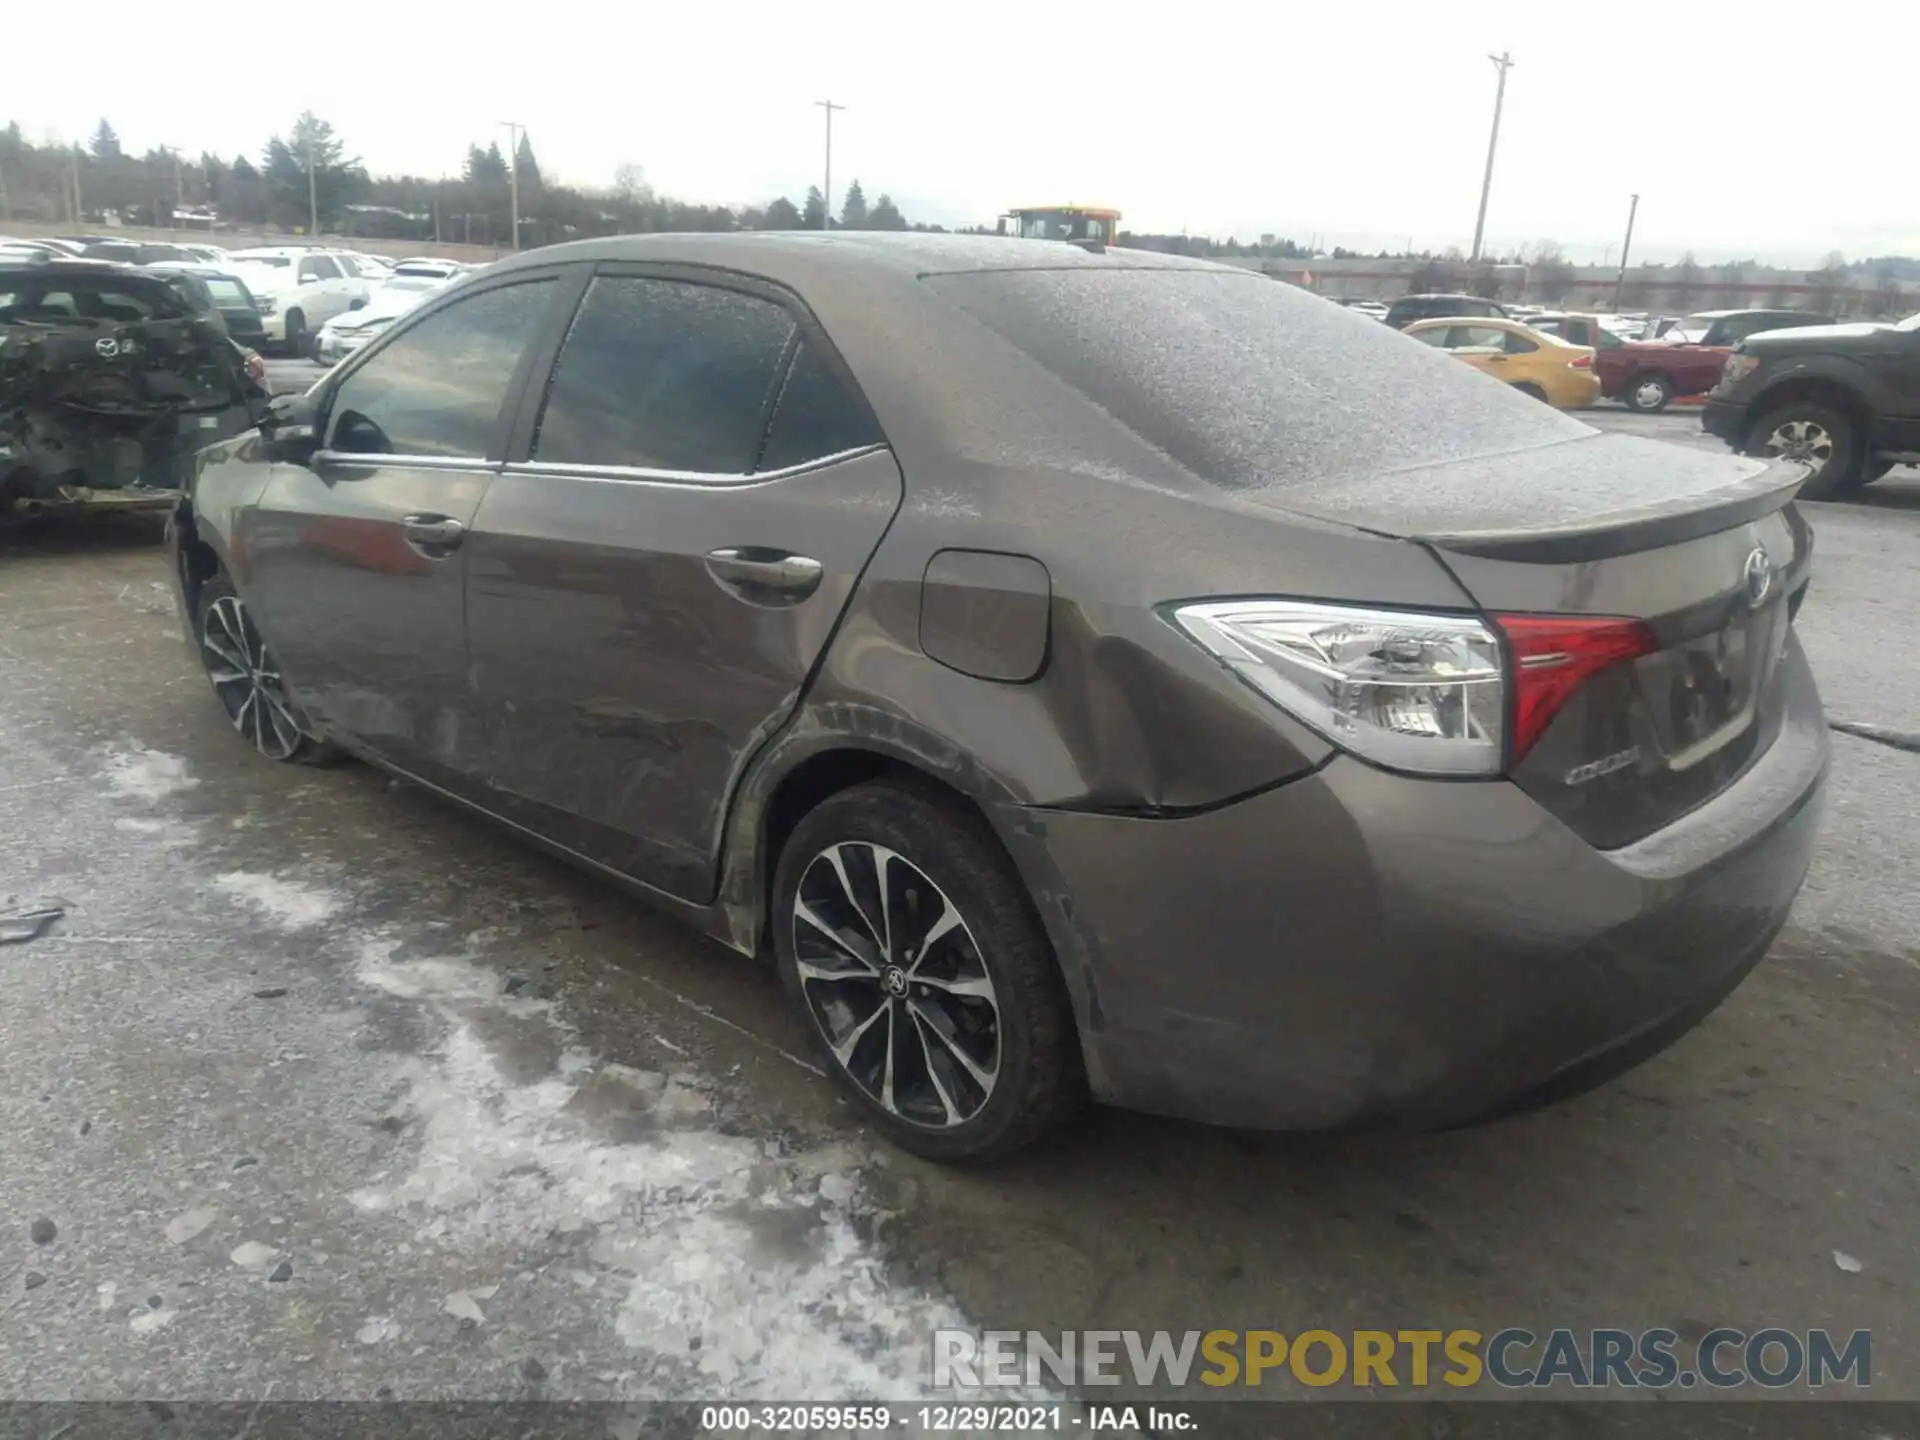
<box><xmin>698</xmin><ymin>1405</ymin><xmax>1193</xmax><ymax>1432</ymax></box>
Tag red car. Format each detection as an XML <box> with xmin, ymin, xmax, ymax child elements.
<box><xmin>1536</xmin><ymin>311</ymin><xmax>1834</xmax><ymax>413</ymax></box>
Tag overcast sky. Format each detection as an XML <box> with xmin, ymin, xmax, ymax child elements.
<box><xmin>9</xmin><ymin>2</ymin><xmax>1915</xmax><ymax>264</ymax></box>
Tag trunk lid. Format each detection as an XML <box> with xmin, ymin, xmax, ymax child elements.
<box><xmin>1248</xmin><ymin>431</ymin><xmax>1813</xmax><ymax>848</ymax></box>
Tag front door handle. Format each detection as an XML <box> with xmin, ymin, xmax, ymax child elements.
<box><xmin>401</xmin><ymin>513</ymin><xmax>466</xmax><ymax>555</ymax></box>
<box><xmin>704</xmin><ymin>547</ymin><xmax>824</xmax><ymax>606</ymax></box>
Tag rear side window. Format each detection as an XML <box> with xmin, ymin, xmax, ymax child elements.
<box><xmin>758</xmin><ymin>341</ymin><xmax>884</xmax><ymax>471</ymax></box>
<box><xmin>325</xmin><ymin>279</ymin><xmax>552</xmax><ymax>458</ymax></box>
<box><xmin>531</xmin><ymin>275</ymin><xmax>796</xmax><ymax>474</ymax></box>
<box><xmin>1501</xmin><ymin>330</ymin><xmax>1538</xmax><ymax>354</ymax></box>
<box><xmin>927</xmin><ymin>268</ymin><xmax>1580</xmax><ymax>492</ymax></box>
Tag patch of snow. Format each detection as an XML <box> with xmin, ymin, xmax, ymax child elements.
<box><xmin>347</xmin><ymin>943</ymin><xmax>1002</xmax><ymax>1402</ymax></box>
<box><xmin>99</xmin><ymin>746</ymin><xmax>198</xmax><ymax>804</ymax></box>
<box><xmin>164</xmin><ymin>1206</ymin><xmax>218</xmax><ymax>1245</ymax></box>
<box><xmin>443</xmin><ymin>1290</ymin><xmax>487</xmax><ymax>1324</ymax></box>
<box><xmin>356</xmin><ymin>1316</ymin><xmax>401</xmax><ymax>1345</ymax></box>
<box><xmin>211</xmin><ymin>872</ymin><xmax>344</xmax><ymax>931</ymax></box>
<box><xmin>1834</xmin><ymin>1249</ymin><xmax>1864</xmax><ymax>1273</ymax></box>
<box><xmin>131</xmin><ymin>1307</ymin><xmax>177</xmax><ymax>1335</ymax></box>
<box><xmin>97</xmin><ymin>1281</ymin><xmax>117</xmax><ymax>1312</ymax></box>
<box><xmin>230</xmin><ymin>1241</ymin><xmax>278</xmax><ymax>1270</ymax></box>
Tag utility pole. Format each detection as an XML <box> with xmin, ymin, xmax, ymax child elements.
<box><xmin>1469</xmin><ymin>51</ymin><xmax>1515</xmax><ymax>264</ymax></box>
<box><xmin>500</xmin><ymin>121</ymin><xmax>523</xmax><ymax>250</ymax></box>
<box><xmin>304</xmin><ymin>132</ymin><xmax>319</xmax><ymax>237</ymax></box>
<box><xmin>69</xmin><ymin>146</ymin><xmax>82</xmax><ymax>226</ymax></box>
<box><xmin>433</xmin><ymin>181</ymin><xmax>442</xmax><ymax>244</ymax></box>
<box><xmin>814</xmin><ymin>100</ymin><xmax>845</xmax><ymax>231</ymax></box>
<box><xmin>1612</xmin><ymin>193</ymin><xmax>1640</xmax><ymax>311</ymax></box>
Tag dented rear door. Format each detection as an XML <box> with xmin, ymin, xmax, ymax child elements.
<box><xmin>464</xmin><ymin>269</ymin><xmax>899</xmax><ymax>903</ymax></box>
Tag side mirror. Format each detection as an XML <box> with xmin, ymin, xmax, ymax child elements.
<box><xmin>261</xmin><ymin>391</ymin><xmax>321</xmax><ymax>463</ymax></box>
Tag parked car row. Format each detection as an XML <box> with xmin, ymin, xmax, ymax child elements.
<box><xmin>0</xmin><ymin>235</ymin><xmax>482</xmax><ymax>358</ymax></box>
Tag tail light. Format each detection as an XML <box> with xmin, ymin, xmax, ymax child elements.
<box><xmin>1492</xmin><ymin>614</ymin><xmax>1658</xmax><ymax>761</ymax></box>
<box><xmin>1569</xmin><ymin>353</ymin><xmax>1593</xmax><ymax>369</ymax></box>
<box><xmin>1170</xmin><ymin>601</ymin><xmax>1657</xmax><ymax>776</ymax></box>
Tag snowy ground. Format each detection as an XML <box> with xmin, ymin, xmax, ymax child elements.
<box><xmin>2</xmin><ymin>419</ymin><xmax>1919</xmax><ymax>1428</ymax></box>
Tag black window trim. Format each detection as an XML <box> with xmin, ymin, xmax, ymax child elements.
<box><xmin>500</xmin><ymin>259</ymin><xmax>891</xmax><ymax>480</ymax></box>
<box><xmin>312</xmin><ymin>264</ymin><xmax>582</xmax><ymax>466</ymax></box>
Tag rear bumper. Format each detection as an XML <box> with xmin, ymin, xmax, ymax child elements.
<box><xmin>1701</xmin><ymin>397</ymin><xmax>1748</xmax><ymax>445</ymax></box>
<box><xmin>998</xmin><ymin>646</ymin><xmax>1828</xmax><ymax>1132</ymax></box>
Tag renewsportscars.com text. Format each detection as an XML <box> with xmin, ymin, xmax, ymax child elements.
<box><xmin>934</xmin><ymin>1327</ymin><xmax>1870</xmax><ymax>1391</ymax></box>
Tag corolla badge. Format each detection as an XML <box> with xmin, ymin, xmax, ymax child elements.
<box><xmin>1743</xmin><ymin>547</ymin><xmax>1773</xmax><ymax>610</ymax></box>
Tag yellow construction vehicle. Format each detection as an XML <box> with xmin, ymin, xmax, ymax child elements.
<box><xmin>999</xmin><ymin>206</ymin><xmax>1122</xmax><ymax>247</ymax></box>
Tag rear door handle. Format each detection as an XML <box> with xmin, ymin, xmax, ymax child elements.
<box><xmin>401</xmin><ymin>513</ymin><xmax>466</xmax><ymax>554</ymax></box>
<box><xmin>704</xmin><ymin>547</ymin><xmax>824</xmax><ymax>606</ymax></box>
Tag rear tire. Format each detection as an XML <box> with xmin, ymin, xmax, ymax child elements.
<box><xmin>281</xmin><ymin>308</ymin><xmax>306</xmax><ymax>359</ymax></box>
<box><xmin>772</xmin><ymin>779</ymin><xmax>1085</xmax><ymax>1163</ymax></box>
<box><xmin>194</xmin><ymin>576</ymin><xmax>338</xmax><ymax>765</ymax></box>
<box><xmin>1511</xmin><ymin>382</ymin><xmax>1549</xmax><ymax>403</ymax></box>
<box><xmin>1623</xmin><ymin>372</ymin><xmax>1673</xmax><ymax>413</ymax></box>
<box><xmin>1863</xmin><ymin>456</ymin><xmax>1896</xmax><ymax>486</ymax></box>
<box><xmin>1747</xmin><ymin>402</ymin><xmax>1861</xmax><ymax>500</ymax></box>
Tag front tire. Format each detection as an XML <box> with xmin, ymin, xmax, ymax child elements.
<box><xmin>772</xmin><ymin>780</ymin><xmax>1084</xmax><ymax>1162</ymax></box>
<box><xmin>1623</xmin><ymin>372</ymin><xmax>1673</xmax><ymax>413</ymax></box>
<box><xmin>1748</xmin><ymin>402</ymin><xmax>1861</xmax><ymax>500</ymax></box>
<box><xmin>194</xmin><ymin>576</ymin><xmax>336</xmax><ymax>765</ymax></box>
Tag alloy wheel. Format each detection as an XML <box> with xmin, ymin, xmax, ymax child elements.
<box><xmin>791</xmin><ymin>842</ymin><xmax>1000</xmax><ymax>1129</ymax></box>
<box><xmin>201</xmin><ymin>594</ymin><xmax>311</xmax><ymax>760</ymax></box>
<box><xmin>1762</xmin><ymin>419</ymin><xmax>1834</xmax><ymax>467</ymax></box>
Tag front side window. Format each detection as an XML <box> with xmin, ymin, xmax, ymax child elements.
<box><xmin>324</xmin><ymin>280</ymin><xmax>552</xmax><ymax>458</ymax></box>
<box><xmin>531</xmin><ymin>276</ymin><xmax>796</xmax><ymax>474</ymax></box>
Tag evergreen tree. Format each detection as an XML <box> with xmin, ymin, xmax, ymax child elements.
<box><xmin>840</xmin><ymin>179</ymin><xmax>868</xmax><ymax>229</ymax></box>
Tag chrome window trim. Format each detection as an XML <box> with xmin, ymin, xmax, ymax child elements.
<box><xmin>500</xmin><ymin>443</ymin><xmax>888</xmax><ymax>488</ymax></box>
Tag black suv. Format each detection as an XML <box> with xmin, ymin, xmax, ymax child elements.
<box><xmin>1384</xmin><ymin>293</ymin><xmax>1509</xmax><ymax>330</ymax></box>
<box><xmin>1701</xmin><ymin>311</ymin><xmax>1920</xmax><ymax>499</ymax></box>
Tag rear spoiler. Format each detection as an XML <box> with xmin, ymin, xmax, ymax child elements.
<box><xmin>1415</xmin><ymin>457</ymin><xmax>1809</xmax><ymax>563</ymax></box>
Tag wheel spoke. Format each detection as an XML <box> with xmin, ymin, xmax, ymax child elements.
<box><xmin>824</xmin><ymin>845</ymin><xmax>886</xmax><ymax>954</ymax></box>
<box><xmin>251</xmin><ymin>687</ymin><xmax>272</xmax><ymax>752</ymax></box>
<box><xmin>909</xmin><ymin>998</ymin><xmax>997</xmax><ymax>1092</ymax></box>
<box><xmin>906</xmin><ymin>1006</ymin><xmax>961</xmax><ymax>1126</ymax></box>
<box><xmin>915</xmin><ymin>970</ymin><xmax>996</xmax><ymax>1000</ymax></box>
<box><xmin>794</xmin><ymin>955</ymin><xmax>878</xmax><ymax>988</ymax></box>
<box><xmin>829</xmin><ymin>999</ymin><xmax>890</xmax><ymax>1068</ymax></box>
<box><xmin>879</xmin><ymin>1001</ymin><xmax>898</xmax><ymax>1114</ymax></box>
<box><xmin>204</xmin><ymin>663</ymin><xmax>248</xmax><ymax>686</ymax></box>
<box><xmin>262</xmin><ymin>690</ymin><xmax>303</xmax><ymax>757</ymax></box>
<box><xmin>904</xmin><ymin>903</ymin><xmax>964</xmax><ymax>975</ymax></box>
<box><xmin>202</xmin><ymin>631</ymin><xmax>248</xmax><ymax>674</ymax></box>
<box><xmin>794</xmin><ymin>898</ymin><xmax>880</xmax><ymax>974</ymax></box>
<box><xmin>231</xmin><ymin>687</ymin><xmax>257</xmax><ymax>737</ymax></box>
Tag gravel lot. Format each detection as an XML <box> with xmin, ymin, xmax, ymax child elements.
<box><xmin>2</xmin><ymin>400</ymin><xmax>1917</xmax><ymax>1428</ymax></box>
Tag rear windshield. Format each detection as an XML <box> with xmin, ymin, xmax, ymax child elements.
<box><xmin>925</xmin><ymin>268</ymin><xmax>1580</xmax><ymax>491</ymax></box>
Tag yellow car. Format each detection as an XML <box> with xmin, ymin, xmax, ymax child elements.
<box><xmin>1403</xmin><ymin>317</ymin><xmax>1602</xmax><ymax>409</ymax></box>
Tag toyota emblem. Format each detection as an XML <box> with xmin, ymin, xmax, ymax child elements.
<box><xmin>1743</xmin><ymin>547</ymin><xmax>1774</xmax><ymax>610</ymax></box>
<box><xmin>94</xmin><ymin>337</ymin><xmax>120</xmax><ymax>358</ymax></box>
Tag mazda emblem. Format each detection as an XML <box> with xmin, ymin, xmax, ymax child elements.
<box><xmin>94</xmin><ymin>337</ymin><xmax>120</xmax><ymax>358</ymax></box>
<box><xmin>1743</xmin><ymin>547</ymin><xmax>1773</xmax><ymax>610</ymax></box>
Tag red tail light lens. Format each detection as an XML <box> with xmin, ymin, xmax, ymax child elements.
<box><xmin>1494</xmin><ymin>614</ymin><xmax>1659</xmax><ymax>762</ymax></box>
<box><xmin>1570</xmin><ymin>353</ymin><xmax>1593</xmax><ymax>369</ymax></box>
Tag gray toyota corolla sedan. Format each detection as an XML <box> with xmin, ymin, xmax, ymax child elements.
<box><xmin>165</xmin><ymin>233</ymin><xmax>1828</xmax><ymax>1162</ymax></box>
